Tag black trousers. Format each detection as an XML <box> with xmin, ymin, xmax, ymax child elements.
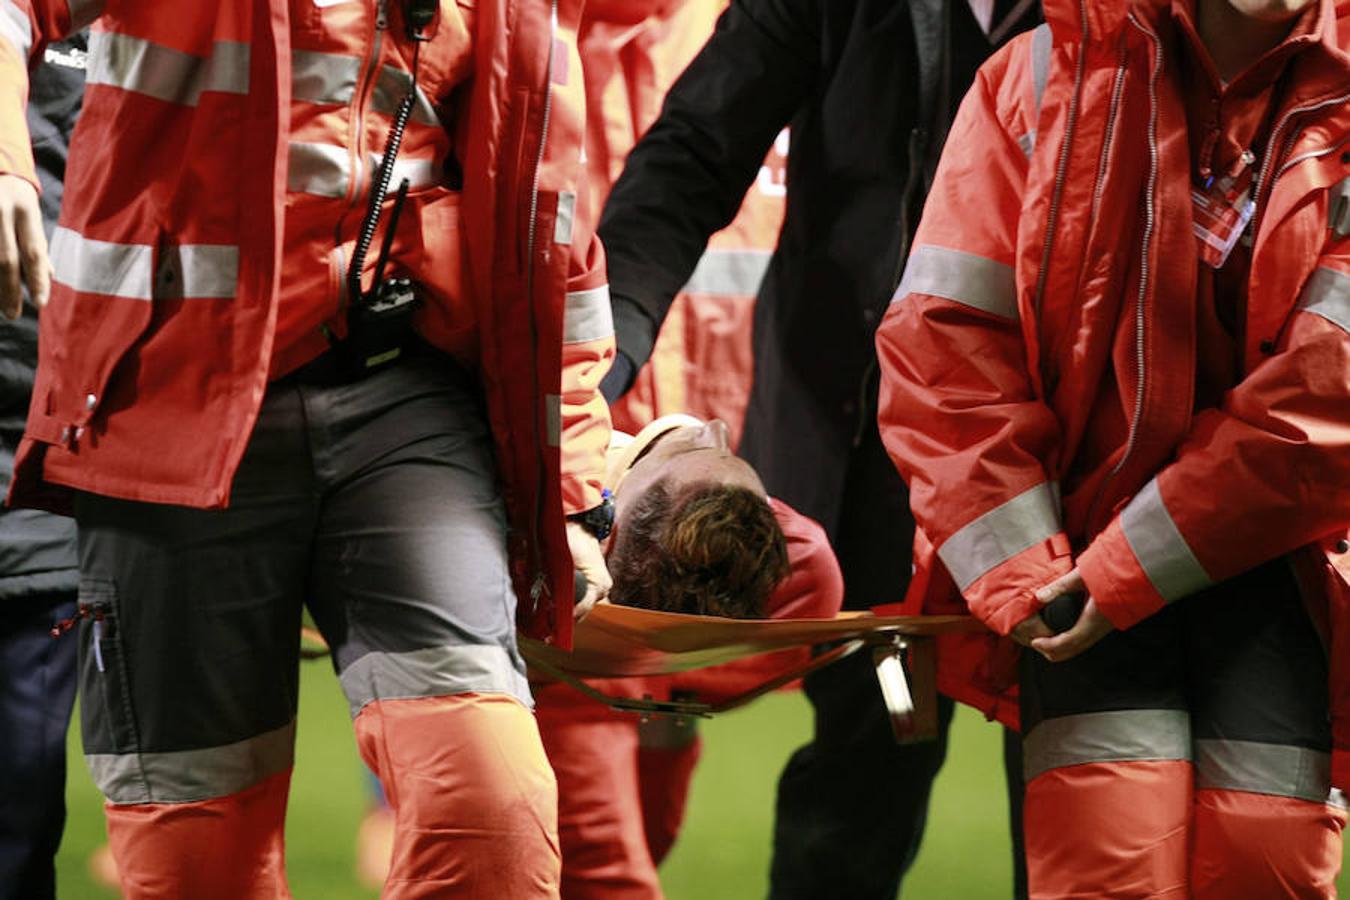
<box><xmin>768</xmin><ymin>424</ymin><xmax>1027</xmax><ymax>899</ymax></box>
<box><xmin>0</xmin><ymin>591</ymin><xmax>78</xmax><ymax>900</ymax></box>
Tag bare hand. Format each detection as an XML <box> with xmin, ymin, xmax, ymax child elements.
<box><xmin>0</xmin><ymin>174</ymin><xmax>51</xmax><ymax>320</ymax></box>
<box><xmin>1028</xmin><ymin>568</ymin><xmax>1113</xmax><ymax>662</ymax></box>
<box><xmin>565</xmin><ymin>520</ymin><xmax>612</xmax><ymax>621</ymax></box>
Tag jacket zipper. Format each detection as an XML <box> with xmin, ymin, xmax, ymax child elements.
<box><xmin>1031</xmin><ymin>0</ymin><xmax>1090</xmax><ymax>321</ymax></box>
<box><xmin>1252</xmin><ymin>91</ymin><xmax>1350</xmax><ymax>233</ymax></box>
<box><xmin>1091</xmin><ymin>12</ymin><xmax>1162</xmax><ymax>525</ymax></box>
<box><xmin>525</xmin><ymin>0</ymin><xmax>559</xmax><ymax>612</ymax></box>
<box><xmin>1087</xmin><ymin>39</ymin><xmax>1130</xmax><ymax>228</ymax></box>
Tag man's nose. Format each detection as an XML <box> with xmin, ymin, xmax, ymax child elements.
<box><xmin>696</xmin><ymin>419</ymin><xmax>731</xmax><ymax>450</ymax></box>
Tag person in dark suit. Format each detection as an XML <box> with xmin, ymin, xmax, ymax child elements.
<box><xmin>0</xmin><ymin>32</ymin><xmax>84</xmax><ymax>900</ymax></box>
<box><xmin>597</xmin><ymin>2</ymin><xmax>1039</xmax><ymax>896</ymax></box>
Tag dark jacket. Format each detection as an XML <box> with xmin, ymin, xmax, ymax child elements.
<box><xmin>599</xmin><ymin>0</ymin><xmax>1039</xmax><ymax>535</ymax></box>
<box><xmin>0</xmin><ymin>34</ymin><xmax>85</xmax><ymax>600</ymax></box>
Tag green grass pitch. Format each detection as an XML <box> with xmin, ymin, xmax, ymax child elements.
<box><xmin>55</xmin><ymin>662</ymin><xmax>1348</xmax><ymax>898</ymax></box>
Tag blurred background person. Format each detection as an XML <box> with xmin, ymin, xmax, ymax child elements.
<box><xmin>0</xmin><ymin>31</ymin><xmax>83</xmax><ymax>900</ymax></box>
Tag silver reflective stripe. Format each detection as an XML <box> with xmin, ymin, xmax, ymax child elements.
<box><xmin>1017</xmin><ymin>130</ymin><xmax>1036</xmax><ymax>157</ymax></box>
<box><xmin>87</xmin><ymin>32</ymin><xmax>249</xmax><ymax>105</ymax></box>
<box><xmin>368</xmin><ymin>152</ymin><xmax>438</xmax><ymax>192</ymax></box>
<box><xmin>155</xmin><ymin>245</ymin><xmax>239</xmax><ymax>299</ymax></box>
<box><xmin>894</xmin><ymin>244</ymin><xmax>1018</xmax><ymax>320</ymax></box>
<box><xmin>370</xmin><ymin>64</ymin><xmax>437</xmax><ymax>125</ymax></box>
<box><xmin>66</xmin><ymin>0</ymin><xmax>102</xmax><ymax>29</ymax></box>
<box><xmin>51</xmin><ymin>228</ymin><xmax>238</xmax><ymax>300</ymax></box>
<box><xmin>1297</xmin><ymin>266</ymin><xmax>1350</xmax><ymax>334</ymax></box>
<box><xmin>564</xmin><ymin>285</ymin><xmax>613</xmax><ymax>344</ymax></box>
<box><xmin>1024</xmin><ymin>709</ymin><xmax>1191</xmax><ymax>782</ymax></box>
<box><xmin>1195</xmin><ymin>739</ymin><xmax>1343</xmax><ymax>805</ymax></box>
<box><xmin>88</xmin><ymin>720</ymin><xmax>295</xmax><ymax>804</ymax></box>
<box><xmin>1031</xmin><ymin>22</ymin><xmax>1052</xmax><ymax>118</ymax></box>
<box><xmin>1330</xmin><ymin>178</ymin><xmax>1350</xmax><ymax>239</ymax></box>
<box><xmin>0</xmin><ymin>0</ymin><xmax>31</xmax><ymax>61</ymax></box>
<box><xmin>339</xmin><ymin>645</ymin><xmax>532</xmax><ymax>717</ymax></box>
<box><xmin>288</xmin><ymin>141</ymin><xmax>350</xmax><ymax>197</ymax></box>
<box><xmin>291</xmin><ymin>49</ymin><xmax>359</xmax><ymax>106</ymax></box>
<box><xmin>50</xmin><ymin>226</ymin><xmax>152</xmax><ymax>299</ymax></box>
<box><xmin>682</xmin><ymin>248</ymin><xmax>772</xmax><ymax>298</ymax></box>
<box><xmin>938</xmin><ymin>482</ymin><xmax>1060</xmax><ymax>591</ymax></box>
<box><xmin>554</xmin><ymin>190</ymin><xmax>575</xmax><ymax>245</ymax></box>
<box><xmin>1120</xmin><ymin>478</ymin><xmax>1212</xmax><ymax>602</ymax></box>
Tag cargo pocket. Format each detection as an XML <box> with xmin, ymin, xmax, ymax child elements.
<box><xmin>77</xmin><ymin>577</ymin><xmax>148</xmax><ymax>801</ymax></box>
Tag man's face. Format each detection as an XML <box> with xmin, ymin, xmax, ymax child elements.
<box><xmin>1224</xmin><ymin>0</ymin><xmax>1317</xmax><ymax>23</ymax></box>
<box><xmin>614</xmin><ymin>420</ymin><xmax>765</xmax><ymax>527</ymax></box>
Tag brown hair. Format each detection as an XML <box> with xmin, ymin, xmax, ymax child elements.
<box><xmin>608</xmin><ymin>480</ymin><xmax>791</xmax><ymax>618</ymax></box>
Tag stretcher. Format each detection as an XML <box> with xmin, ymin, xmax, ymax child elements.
<box><xmin>520</xmin><ymin>605</ymin><xmax>984</xmax><ymax>742</ymax></box>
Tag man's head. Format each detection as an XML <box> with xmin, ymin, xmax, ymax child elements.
<box><xmin>608</xmin><ymin>420</ymin><xmax>791</xmax><ymax>618</ymax></box>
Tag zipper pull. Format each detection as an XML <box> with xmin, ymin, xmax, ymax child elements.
<box><xmin>376</xmin><ymin>0</ymin><xmax>388</xmax><ymax>30</ymax></box>
<box><xmin>92</xmin><ymin>616</ymin><xmax>106</xmax><ymax>673</ymax></box>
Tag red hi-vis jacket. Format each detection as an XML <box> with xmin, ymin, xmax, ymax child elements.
<box><xmin>878</xmin><ymin>0</ymin><xmax>1350</xmax><ymax>786</ymax></box>
<box><xmin>0</xmin><ymin>0</ymin><xmax>613</xmax><ymax>646</ymax></box>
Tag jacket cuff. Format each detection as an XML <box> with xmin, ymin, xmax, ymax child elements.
<box><xmin>1076</xmin><ymin>520</ymin><xmax>1168</xmax><ymax>630</ymax></box>
<box><xmin>963</xmin><ymin>533</ymin><xmax>1073</xmax><ymax>635</ymax></box>
<box><xmin>611</xmin><ymin>293</ymin><xmax>657</xmax><ymax>371</ymax></box>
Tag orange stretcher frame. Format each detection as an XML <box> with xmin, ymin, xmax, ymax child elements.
<box><xmin>520</xmin><ymin>605</ymin><xmax>985</xmax><ymax>742</ymax></box>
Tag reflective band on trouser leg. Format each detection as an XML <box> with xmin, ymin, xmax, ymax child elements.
<box><xmin>355</xmin><ymin>694</ymin><xmax>560</xmax><ymax>898</ymax></box>
<box><xmin>1190</xmin><ymin>741</ymin><xmax>1347</xmax><ymax>900</ymax></box>
<box><xmin>104</xmin><ymin>769</ymin><xmax>292</xmax><ymax>900</ymax></box>
<box><xmin>1023</xmin><ymin>710</ymin><xmax>1192</xmax><ymax>899</ymax></box>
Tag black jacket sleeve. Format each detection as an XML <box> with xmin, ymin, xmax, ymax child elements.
<box><xmin>596</xmin><ymin>0</ymin><xmax>821</xmax><ymax>396</ymax></box>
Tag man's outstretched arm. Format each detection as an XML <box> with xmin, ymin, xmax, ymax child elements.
<box><xmin>597</xmin><ymin>0</ymin><xmax>820</xmax><ymax>400</ymax></box>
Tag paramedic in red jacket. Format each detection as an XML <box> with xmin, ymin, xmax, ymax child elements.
<box><xmin>534</xmin><ymin>415</ymin><xmax>845</xmax><ymax>899</ymax></box>
<box><xmin>0</xmin><ymin>2</ymin><xmax>614</xmax><ymax>896</ymax></box>
<box><xmin>878</xmin><ymin>0</ymin><xmax>1349</xmax><ymax>896</ymax></box>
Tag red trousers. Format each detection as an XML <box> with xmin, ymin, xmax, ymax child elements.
<box><xmin>535</xmin><ymin>682</ymin><xmax>702</xmax><ymax>900</ymax></box>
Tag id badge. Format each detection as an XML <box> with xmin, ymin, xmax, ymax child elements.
<box><xmin>1192</xmin><ymin>175</ymin><xmax>1256</xmax><ymax>269</ymax></box>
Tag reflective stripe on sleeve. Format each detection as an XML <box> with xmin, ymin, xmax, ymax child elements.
<box><xmin>937</xmin><ymin>482</ymin><xmax>1060</xmax><ymax>591</ymax></box>
<box><xmin>87</xmin><ymin>31</ymin><xmax>249</xmax><ymax>105</ymax></box>
<box><xmin>291</xmin><ymin>49</ymin><xmax>359</xmax><ymax>106</ymax></box>
<box><xmin>50</xmin><ymin>226</ymin><xmax>152</xmax><ymax>299</ymax></box>
<box><xmin>554</xmin><ymin>191</ymin><xmax>575</xmax><ymax>245</ymax></box>
<box><xmin>682</xmin><ymin>248</ymin><xmax>772</xmax><ymax>298</ymax></box>
<box><xmin>894</xmin><ymin>244</ymin><xmax>1018</xmax><ymax>320</ymax></box>
<box><xmin>339</xmin><ymin>645</ymin><xmax>532</xmax><ymax>717</ymax></box>
<box><xmin>1297</xmin><ymin>266</ymin><xmax>1350</xmax><ymax>334</ymax></box>
<box><xmin>155</xmin><ymin>245</ymin><xmax>239</xmax><ymax>299</ymax></box>
<box><xmin>0</xmin><ymin>0</ymin><xmax>31</xmax><ymax>61</ymax></box>
<box><xmin>370</xmin><ymin>64</ymin><xmax>438</xmax><ymax>125</ymax></box>
<box><xmin>1030</xmin><ymin>22</ymin><xmax>1051</xmax><ymax>117</ymax></box>
<box><xmin>87</xmin><ymin>720</ymin><xmax>295</xmax><ymax>804</ymax></box>
<box><xmin>66</xmin><ymin>0</ymin><xmax>102</xmax><ymax>29</ymax></box>
<box><xmin>563</xmin><ymin>285</ymin><xmax>613</xmax><ymax>344</ymax></box>
<box><xmin>51</xmin><ymin>227</ymin><xmax>239</xmax><ymax>300</ymax></box>
<box><xmin>1023</xmin><ymin>709</ymin><xmax>1191</xmax><ymax>782</ymax></box>
<box><xmin>1120</xmin><ymin>478</ymin><xmax>1212</xmax><ymax>602</ymax></box>
<box><xmin>1195</xmin><ymin>739</ymin><xmax>1345</xmax><ymax>806</ymax></box>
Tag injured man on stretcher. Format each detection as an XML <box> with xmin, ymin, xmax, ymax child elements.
<box><xmin>533</xmin><ymin>414</ymin><xmax>847</xmax><ymax>898</ymax></box>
